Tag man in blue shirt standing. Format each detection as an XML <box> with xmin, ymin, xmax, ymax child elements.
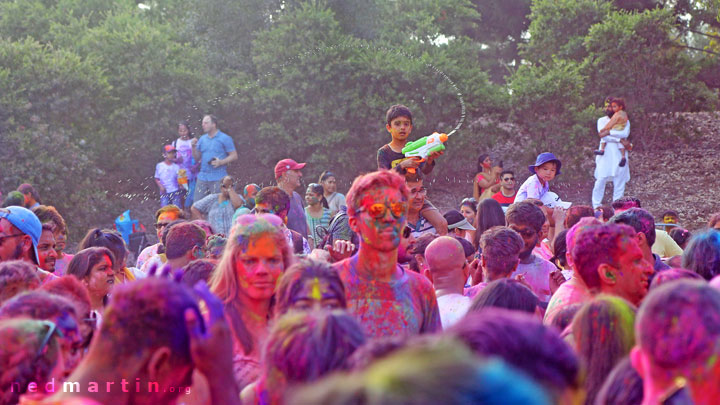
<box><xmin>191</xmin><ymin>114</ymin><xmax>238</xmax><ymax>202</ymax></box>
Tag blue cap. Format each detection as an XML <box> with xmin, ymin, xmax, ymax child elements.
<box><xmin>528</xmin><ymin>152</ymin><xmax>562</xmax><ymax>176</ymax></box>
<box><xmin>0</xmin><ymin>206</ymin><xmax>41</xmax><ymax>265</ymax></box>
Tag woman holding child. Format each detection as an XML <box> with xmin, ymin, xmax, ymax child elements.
<box><xmin>472</xmin><ymin>153</ymin><xmax>502</xmax><ymax>201</ymax></box>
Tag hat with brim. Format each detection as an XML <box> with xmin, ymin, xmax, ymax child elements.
<box><xmin>0</xmin><ymin>206</ymin><xmax>41</xmax><ymax>265</ymax></box>
<box><xmin>275</xmin><ymin>158</ymin><xmax>306</xmax><ymax>179</ymax></box>
<box><xmin>528</xmin><ymin>152</ymin><xmax>562</xmax><ymax>176</ymax></box>
<box><xmin>444</xmin><ymin>210</ymin><xmax>476</xmax><ymax>231</ymax></box>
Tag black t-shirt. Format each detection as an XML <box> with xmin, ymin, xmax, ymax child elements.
<box><xmin>376</xmin><ymin>144</ymin><xmax>435</xmax><ymax>175</ymax></box>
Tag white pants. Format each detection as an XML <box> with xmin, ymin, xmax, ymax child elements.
<box><xmin>592</xmin><ymin>176</ymin><xmax>627</xmax><ymax>208</ymax></box>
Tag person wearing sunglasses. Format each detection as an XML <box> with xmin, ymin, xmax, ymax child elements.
<box><xmin>405</xmin><ymin>171</ymin><xmax>448</xmax><ymax>238</ymax></box>
<box><xmin>135</xmin><ymin>205</ymin><xmax>183</xmax><ymax>271</ymax></box>
<box><xmin>0</xmin><ymin>319</ymin><xmax>66</xmax><ymax>404</ymax></box>
<box><xmin>491</xmin><ymin>170</ymin><xmax>518</xmax><ymax>211</ymax></box>
<box><xmin>0</xmin><ymin>206</ymin><xmax>59</xmax><ymax>285</ymax></box>
<box><xmin>333</xmin><ymin>170</ymin><xmax>441</xmax><ymax>338</ymax></box>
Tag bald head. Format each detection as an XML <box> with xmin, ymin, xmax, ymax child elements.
<box><xmin>426</xmin><ymin>236</ymin><xmax>466</xmax><ymax>275</ymax></box>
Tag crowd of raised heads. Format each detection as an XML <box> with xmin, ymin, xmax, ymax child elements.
<box><xmin>2</xmin><ymin>106</ymin><xmax>720</xmax><ymax>405</ymax></box>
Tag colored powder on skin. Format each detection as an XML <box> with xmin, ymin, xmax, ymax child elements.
<box><xmin>310</xmin><ymin>277</ymin><xmax>323</xmax><ymax>301</ymax></box>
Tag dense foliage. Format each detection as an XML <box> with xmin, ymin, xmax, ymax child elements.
<box><xmin>1</xmin><ymin>0</ymin><xmax>717</xmax><ymax>238</ymax></box>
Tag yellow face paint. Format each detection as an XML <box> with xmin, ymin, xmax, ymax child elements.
<box><xmin>310</xmin><ymin>277</ymin><xmax>323</xmax><ymax>301</ymax></box>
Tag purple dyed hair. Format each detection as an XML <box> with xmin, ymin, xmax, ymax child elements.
<box><xmin>571</xmin><ymin>224</ymin><xmax>636</xmax><ymax>290</ymax></box>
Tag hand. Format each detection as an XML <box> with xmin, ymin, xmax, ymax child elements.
<box><xmin>468</xmin><ymin>258</ymin><xmax>482</xmax><ymax>285</ymax></box>
<box><xmin>159</xmin><ymin>186</ymin><xmax>166</xmax><ymax>194</ymax></box>
<box><xmin>426</xmin><ymin>150</ymin><xmax>443</xmax><ymax>163</ymax></box>
<box><xmin>515</xmin><ymin>273</ymin><xmax>533</xmax><ymax>290</ymax></box>
<box><xmin>191</xmin><ymin>138</ymin><xmax>198</xmax><ymax>147</ymax></box>
<box><xmin>549</xmin><ymin>269</ymin><xmax>567</xmax><ymax>294</ymax></box>
<box><xmin>210</xmin><ymin>158</ymin><xmax>222</xmax><ymax>168</ymax></box>
<box><xmin>552</xmin><ymin>207</ymin><xmax>566</xmax><ymax>227</ymax></box>
<box><xmin>327</xmin><ymin>239</ymin><xmax>355</xmax><ymax>262</ymax></box>
<box><xmin>185</xmin><ymin>281</ymin><xmax>236</xmax><ymax>381</ymax></box>
<box><xmin>399</xmin><ymin>157</ymin><xmax>421</xmax><ymax>169</ymax></box>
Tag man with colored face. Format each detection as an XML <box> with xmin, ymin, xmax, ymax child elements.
<box><xmin>0</xmin><ymin>206</ymin><xmax>57</xmax><ymax>284</ymax></box>
<box><xmin>37</xmin><ymin>223</ymin><xmax>58</xmax><ymax>273</ymax></box>
<box><xmin>333</xmin><ymin>170</ymin><xmax>441</xmax><ymax>338</ymax></box>
<box><xmin>506</xmin><ymin>201</ymin><xmax>560</xmax><ymax>302</ymax></box>
<box><xmin>135</xmin><ymin>205</ymin><xmax>183</xmax><ymax>270</ymax></box>
<box><xmin>254</xmin><ymin>186</ymin><xmax>311</xmax><ymax>256</ymax></box>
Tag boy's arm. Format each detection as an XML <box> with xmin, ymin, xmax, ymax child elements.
<box><xmin>154</xmin><ymin>178</ymin><xmax>165</xmax><ymax>194</ymax></box>
<box><xmin>599</xmin><ymin>112</ymin><xmax>621</xmax><ymax>133</ymax></box>
<box><xmin>420</xmin><ymin>159</ymin><xmax>435</xmax><ymax>175</ymax></box>
<box><xmin>377</xmin><ymin>147</ymin><xmax>391</xmax><ymax>170</ymax></box>
<box><xmin>422</xmin><ymin>208</ymin><xmax>448</xmax><ymax>235</ymax></box>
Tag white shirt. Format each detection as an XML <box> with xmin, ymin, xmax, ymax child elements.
<box><xmin>436</xmin><ymin>293</ymin><xmax>472</xmax><ymax>329</ymax></box>
<box><xmin>154</xmin><ymin>161</ymin><xmax>180</xmax><ymax>193</ymax></box>
<box><xmin>595</xmin><ymin>117</ymin><xmax>631</xmax><ymax>180</ymax></box>
<box><xmin>514</xmin><ymin>174</ymin><xmax>548</xmax><ymax>203</ymax></box>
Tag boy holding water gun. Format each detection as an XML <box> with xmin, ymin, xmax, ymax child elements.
<box><xmin>377</xmin><ymin>104</ymin><xmax>444</xmax><ymax>175</ymax></box>
<box><xmin>376</xmin><ymin>104</ymin><xmax>449</xmax><ymax>235</ymax></box>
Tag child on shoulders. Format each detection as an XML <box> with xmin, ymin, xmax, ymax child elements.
<box><xmin>514</xmin><ymin>152</ymin><xmax>561</xmax><ymax>204</ymax></box>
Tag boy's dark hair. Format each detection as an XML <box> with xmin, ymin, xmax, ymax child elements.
<box><xmin>610</xmin><ymin>208</ymin><xmax>656</xmax><ymax>247</ymax></box>
<box><xmin>597</xmin><ymin>205</ymin><xmax>615</xmax><ymax>221</ymax></box>
<box><xmin>611</xmin><ymin>98</ymin><xmax>626</xmax><ymax>110</ymax></box>
<box><xmin>661</xmin><ymin>210</ymin><xmax>679</xmax><ymax>219</ymax></box>
<box><xmin>469</xmin><ymin>279</ymin><xmax>539</xmax><ymax>314</ymax></box>
<box><xmin>404</xmin><ymin>170</ymin><xmax>424</xmax><ymax>183</ymax></box>
<box><xmin>255</xmin><ymin>186</ymin><xmax>291</xmax><ymax>217</ymax></box>
<box><xmin>611</xmin><ymin>197</ymin><xmax>641</xmax><ymax>210</ymax></box>
<box><xmin>165</xmin><ymin>223</ymin><xmax>206</xmax><ymax>260</ymax></box>
<box><xmin>500</xmin><ymin>170</ymin><xmax>514</xmax><ymax>178</ymax></box>
<box><xmin>385</xmin><ymin>104</ymin><xmax>412</xmax><ymax>126</ymax></box>
<box><xmin>78</xmin><ymin>229</ymin><xmax>127</xmax><ymax>269</ymax></box>
<box><xmin>409</xmin><ymin>233</ymin><xmax>440</xmax><ymax>272</ymax></box>
<box><xmin>506</xmin><ymin>201</ymin><xmax>545</xmax><ymax>233</ymax></box>
<box><xmin>182</xmin><ymin>259</ymin><xmax>216</xmax><ymax>287</ymax></box>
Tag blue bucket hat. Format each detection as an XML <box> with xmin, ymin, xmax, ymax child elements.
<box><xmin>0</xmin><ymin>206</ymin><xmax>41</xmax><ymax>265</ymax></box>
<box><xmin>528</xmin><ymin>152</ymin><xmax>562</xmax><ymax>176</ymax></box>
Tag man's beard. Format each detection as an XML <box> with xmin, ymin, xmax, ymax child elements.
<box><xmin>606</xmin><ymin>108</ymin><xmax>614</xmax><ymax>118</ymax></box>
<box><xmin>11</xmin><ymin>244</ymin><xmax>23</xmax><ymax>260</ymax></box>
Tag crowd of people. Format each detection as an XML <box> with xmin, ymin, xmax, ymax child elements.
<box><xmin>2</xmin><ymin>104</ymin><xmax>720</xmax><ymax>405</ymax></box>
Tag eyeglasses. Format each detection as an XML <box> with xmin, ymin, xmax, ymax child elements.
<box><xmin>154</xmin><ymin>222</ymin><xmax>171</xmax><ymax>229</ymax></box>
<box><xmin>36</xmin><ymin>320</ymin><xmax>64</xmax><ymax>359</ymax></box>
<box><xmin>410</xmin><ymin>187</ymin><xmax>427</xmax><ymax>196</ymax></box>
<box><xmin>510</xmin><ymin>226</ymin><xmax>536</xmax><ymax>238</ymax></box>
<box><xmin>0</xmin><ymin>233</ymin><xmax>25</xmax><ymax>245</ymax></box>
<box><xmin>359</xmin><ymin>202</ymin><xmax>407</xmax><ymax>219</ymax></box>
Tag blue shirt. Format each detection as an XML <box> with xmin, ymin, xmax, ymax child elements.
<box><xmin>196</xmin><ymin>131</ymin><xmax>236</xmax><ymax>182</ymax></box>
<box><xmin>286</xmin><ymin>191</ymin><xmax>308</xmax><ymax>239</ymax></box>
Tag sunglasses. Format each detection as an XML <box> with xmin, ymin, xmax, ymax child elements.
<box><xmin>360</xmin><ymin>202</ymin><xmax>407</xmax><ymax>219</ymax></box>
<box><xmin>154</xmin><ymin>222</ymin><xmax>171</xmax><ymax>229</ymax></box>
<box><xmin>36</xmin><ymin>320</ymin><xmax>64</xmax><ymax>359</ymax></box>
<box><xmin>403</xmin><ymin>226</ymin><xmax>412</xmax><ymax>238</ymax></box>
<box><xmin>410</xmin><ymin>187</ymin><xmax>427</xmax><ymax>196</ymax></box>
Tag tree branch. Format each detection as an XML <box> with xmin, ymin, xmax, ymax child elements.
<box><xmin>672</xmin><ymin>43</ymin><xmax>720</xmax><ymax>56</ymax></box>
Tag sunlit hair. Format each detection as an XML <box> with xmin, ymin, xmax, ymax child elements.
<box><xmin>681</xmin><ymin>230</ymin><xmax>720</xmax><ymax>280</ymax></box>
<box><xmin>259</xmin><ymin>310</ymin><xmax>365</xmax><ymax>402</ymax></box>
<box><xmin>290</xmin><ymin>337</ymin><xmax>551</xmax><ymax>404</ymax></box>
<box><xmin>32</xmin><ymin>205</ymin><xmax>67</xmax><ymax>235</ymax></box>
<box><xmin>78</xmin><ymin>228</ymin><xmax>127</xmax><ymax>270</ymax></box>
<box><xmin>98</xmin><ymin>277</ymin><xmax>197</xmax><ymax>364</ymax></box>
<box><xmin>612</xmin><ymin>97</ymin><xmax>626</xmax><ymax>110</ymax></box>
<box><xmin>210</xmin><ymin>214</ymin><xmax>293</xmax><ymax>354</ymax></box>
<box><xmin>480</xmin><ymin>226</ymin><xmax>523</xmax><ymax>280</ymax></box>
<box><xmin>611</xmin><ymin>196</ymin><xmax>641</xmax><ymax>211</ymax></box>
<box><xmin>0</xmin><ymin>319</ymin><xmax>62</xmax><ymax>405</ymax></box>
<box><xmin>564</xmin><ymin>205</ymin><xmax>594</xmax><ymax>229</ymax></box>
<box><xmin>572</xmin><ymin>295</ymin><xmax>636</xmax><ymax>405</ymax></box>
<box><xmin>165</xmin><ymin>222</ymin><xmax>206</xmax><ymax>260</ymax></box>
<box><xmin>469</xmin><ymin>279</ymin><xmax>539</xmax><ymax>314</ymax></box>
<box><xmin>472</xmin><ymin>198</ymin><xmax>505</xmax><ymax>249</ymax></box>
<box><xmin>0</xmin><ymin>290</ymin><xmax>77</xmax><ymax>324</ymax></box>
<box><xmin>636</xmin><ymin>280</ymin><xmax>720</xmax><ymax>371</ymax></box>
<box><xmin>345</xmin><ymin>170</ymin><xmax>409</xmax><ymax>218</ymax></box>
<box><xmin>506</xmin><ymin>201</ymin><xmax>545</xmax><ymax>233</ymax></box>
<box><xmin>449</xmin><ymin>309</ymin><xmax>579</xmax><ymax>399</ymax></box>
<box><xmin>0</xmin><ymin>260</ymin><xmax>40</xmax><ymax>304</ymax></box>
<box><xmin>40</xmin><ymin>275</ymin><xmax>92</xmax><ymax>317</ymax></box>
<box><xmin>154</xmin><ymin>204</ymin><xmax>183</xmax><ymax>222</ymax></box>
<box><xmin>66</xmin><ymin>247</ymin><xmax>115</xmax><ymax>281</ymax></box>
<box><xmin>650</xmin><ymin>267</ymin><xmax>703</xmax><ymax>290</ymax></box>
<box><xmin>571</xmin><ymin>224</ymin><xmax>636</xmax><ymax>290</ymax></box>
<box><xmin>275</xmin><ymin>259</ymin><xmax>346</xmax><ymax>317</ymax></box>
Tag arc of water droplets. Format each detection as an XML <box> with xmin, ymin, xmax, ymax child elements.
<box><xmin>186</xmin><ymin>41</ymin><xmax>466</xmax><ymax>138</ymax></box>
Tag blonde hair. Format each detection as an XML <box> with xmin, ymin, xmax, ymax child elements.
<box><xmin>209</xmin><ymin>214</ymin><xmax>294</xmax><ymax>353</ymax></box>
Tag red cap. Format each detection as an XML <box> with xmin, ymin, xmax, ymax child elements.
<box><xmin>274</xmin><ymin>158</ymin><xmax>306</xmax><ymax>179</ymax></box>
<box><xmin>164</xmin><ymin>145</ymin><xmax>177</xmax><ymax>153</ymax></box>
